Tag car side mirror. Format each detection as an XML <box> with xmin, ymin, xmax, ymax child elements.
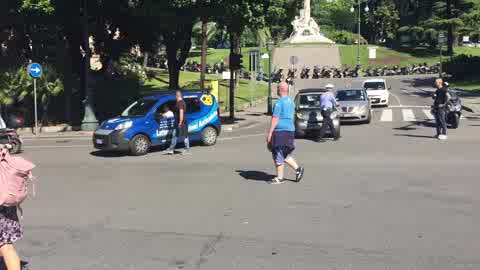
<box><xmin>388</xmin><ymin>87</ymin><xmax>392</xmax><ymax>90</ymax></box>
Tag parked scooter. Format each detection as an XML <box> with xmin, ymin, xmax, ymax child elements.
<box><xmin>0</xmin><ymin>115</ymin><xmax>24</xmax><ymax>154</ymax></box>
<box><xmin>300</xmin><ymin>67</ymin><xmax>310</xmax><ymax>79</ymax></box>
<box><xmin>446</xmin><ymin>90</ymin><xmax>462</xmax><ymax>129</ymax></box>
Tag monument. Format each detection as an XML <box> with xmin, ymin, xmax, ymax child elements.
<box><xmin>283</xmin><ymin>0</ymin><xmax>334</xmax><ymax>44</ymax></box>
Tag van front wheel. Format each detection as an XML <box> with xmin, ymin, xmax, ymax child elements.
<box><xmin>130</xmin><ymin>134</ymin><xmax>150</xmax><ymax>156</ymax></box>
<box><xmin>201</xmin><ymin>126</ymin><xmax>217</xmax><ymax>146</ymax></box>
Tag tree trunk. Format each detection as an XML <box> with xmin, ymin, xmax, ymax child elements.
<box><xmin>446</xmin><ymin>0</ymin><xmax>454</xmax><ymax>55</ymax></box>
<box><xmin>200</xmin><ymin>17</ymin><xmax>208</xmax><ymax>89</ymax></box>
<box><xmin>164</xmin><ymin>23</ymin><xmax>193</xmax><ymax>90</ymax></box>
<box><xmin>143</xmin><ymin>52</ymin><xmax>149</xmax><ymax>68</ymax></box>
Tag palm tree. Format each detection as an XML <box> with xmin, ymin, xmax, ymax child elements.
<box><xmin>0</xmin><ymin>64</ymin><xmax>63</xmax><ymax>127</ymax></box>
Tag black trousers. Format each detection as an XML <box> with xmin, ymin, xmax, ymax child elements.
<box><xmin>319</xmin><ymin>109</ymin><xmax>337</xmax><ymax>139</ymax></box>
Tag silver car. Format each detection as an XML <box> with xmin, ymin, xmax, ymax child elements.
<box><xmin>294</xmin><ymin>89</ymin><xmax>341</xmax><ymax>138</ymax></box>
<box><xmin>335</xmin><ymin>89</ymin><xmax>372</xmax><ymax>124</ymax></box>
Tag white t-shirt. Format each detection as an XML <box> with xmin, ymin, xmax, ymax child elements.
<box><xmin>0</xmin><ymin>115</ymin><xmax>6</xmax><ymax>129</ymax></box>
<box><xmin>162</xmin><ymin>111</ymin><xmax>174</xmax><ymax>119</ymax></box>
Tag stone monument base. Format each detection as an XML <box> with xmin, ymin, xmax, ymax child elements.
<box><xmin>283</xmin><ymin>34</ymin><xmax>335</xmax><ymax>45</ymax></box>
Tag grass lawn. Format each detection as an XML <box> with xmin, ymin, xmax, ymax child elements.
<box><xmin>339</xmin><ymin>45</ymin><xmax>480</xmax><ymax>67</ymax></box>
<box><xmin>451</xmin><ymin>79</ymin><xmax>480</xmax><ymax>91</ymax></box>
<box><xmin>142</xmin><ymin>70</ymin><xmax>268</xmax><ymax>111</ymax></box>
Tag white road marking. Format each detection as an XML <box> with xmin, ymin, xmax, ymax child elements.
<box><xmin>402</xmin><ymin>109</ymin><xmax>416</xmax><ymax>122</ymax></box>
<box><xmin>423</xmin><ymin>109</ymin><xmax>435</xmax><ymax>120</ymax></box>
<box><xmin>388</xmin><ymin>105</ymin><xmax>431</xmax><ymax>108</ymax></box>
<box><xmin>389</xmin><ymin>92</ymin><xmax>402</xmax><ymax>107</ymax></box>
<box><xmin>380</xmin><ymin>109</ymin><xmax>393</xmax><ymax>122</ymax></box>
<box><xmin>24</xmin><ymin>145</ymin><xmax>91</xmax><ymax>149</ymax></box>
<box><xmin>22</xmin><ymin>137</ymin><xmax>91</xmax><ymax>141</ymax></box>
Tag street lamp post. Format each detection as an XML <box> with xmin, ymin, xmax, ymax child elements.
<box><xmin>351</xmin><ymin>2</ymin><xmax>369</xmax><ymax>67</ymax></box>
<box><xmin>81</xmin><ymin>0</ymin><xmax>99</xmax><ymax>131</ymax></box>
<box><xmin>267</xmin><ymin>40</ymin><xmax>274</xmax><ymax>115</ymax></box>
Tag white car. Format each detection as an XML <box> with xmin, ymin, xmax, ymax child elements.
<box><xmin>362</xmin><ymin>79</ymin><xmax>390</xmax><ymax>107</ymax></box>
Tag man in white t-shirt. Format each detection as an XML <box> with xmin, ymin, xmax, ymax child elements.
<box><xmin>161</xmin><ymin>105</ymin><xmax>174</xmax><ymax>119</ymax></box>
<box><xmin>0</xmin><ymin>114</ymin><xmax>6</xmax><ymax>129</ymax></box>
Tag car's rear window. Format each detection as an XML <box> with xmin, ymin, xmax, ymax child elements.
<box><xmin>363</xmin><ymin>82</ymin><xmax>386</xmax><ymax>90</ymax></box>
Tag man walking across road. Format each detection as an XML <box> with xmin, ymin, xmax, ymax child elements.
<box><xmin>317</xmin><ymin>84</ymin><xmax>339</xmax><ymax>141</ymax></box>
<box><xmin>164</xmin><ymin>90</ymin><xmax>190</xmax><ymax>155</ymax></box>
<box><xmin>267</xmin><ymin>82</ymin><xmax>305</xmax><ymax>184</ymax></box>
<box><xmin>432</xmin><ymin>78</ymin><xmax>450</xmax><ymax>140</ymax></box>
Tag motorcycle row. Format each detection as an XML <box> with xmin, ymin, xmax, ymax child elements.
<box><xmin>270</xmin><ymin>63</ymin><xmax>441</xmax><ymax>83</ymax></box>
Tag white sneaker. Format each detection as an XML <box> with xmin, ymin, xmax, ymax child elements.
<box><xmin>269</xmin><ymin>177</ymin><xmax>285</xmax><ymax>185</ymax></box>
<box><xmin>438</xmin><ymin>135</ymin><xmax>448</xmax><ymax>140</ymax></box>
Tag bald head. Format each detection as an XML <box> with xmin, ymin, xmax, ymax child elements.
<box><xmin>277</xmin><ymin>82</ymin><xmax>289</xmax><ymax>97</ymax></box>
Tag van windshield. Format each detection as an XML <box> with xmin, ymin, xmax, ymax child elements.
<box><xmin>364</xmin><ymin>82</ymin><xmax>386</xmax><ymax>90</ymax></box>
<box><xmin>121</xmin><ymin>99</ymin><xmax>157</xmax><ymax>118</ymax></box>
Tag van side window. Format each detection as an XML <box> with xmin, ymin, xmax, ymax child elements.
<box><xmin>184</xmin><ymin>98</ymin><xmax>201</xmax><ymax>114</ymax></box>
<box><xmin>155</xmin><ymin>100</ymin><xmax>177</xmax><ymax>116</ymax></box>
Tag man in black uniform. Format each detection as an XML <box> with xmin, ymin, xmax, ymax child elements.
<box><xmin>432</xmin><ymin>78</ymin><xmax>450</xmax><ymax>140</ymax></box>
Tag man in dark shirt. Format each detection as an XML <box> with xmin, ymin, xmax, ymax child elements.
<box><xmin>164</xmin><ymin>90</ymin><xmax>190</xmax><ymax>154</ymax></box>
<box><xmin>432</xmin><ymin>78</ymin><xmax>450</xmax><ymax>140</ymax></box>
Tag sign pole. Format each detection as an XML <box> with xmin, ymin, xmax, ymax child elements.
<box><xmin>34</xmin><ymin>79</ymin><xmax>38</xmax><ymax>136</ymax></box>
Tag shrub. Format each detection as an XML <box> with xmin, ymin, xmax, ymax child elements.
<box><xmin>324</xmin><ymin>29</ymin><xmax>367</xmax><ymax>45</ymax></box>
<box><xmin>443</xmin><ymin>54</ymin><xmax>480</xmax><ymax>80</ymax></box>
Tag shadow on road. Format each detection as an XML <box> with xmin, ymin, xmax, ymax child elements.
<box><xmin>401</xmin><ymin>77</ymin><xmax>435</xmax><ymax>88</ymax></box>
<box><xmin>394</xmin><ymin>134</ymin><xmax>436</xmax><ymax>139</ymax></box>
<box><xmin>90</xmin><ymin>151</ymin><xmax>129</xmax><ymax>158</ymax></box>
<box><xmin>393</xmin><ymin>121</ymin><xmax>436</xmax><ymax>131</ymax></box>
<box><xmin>236</xmin><ymin>170</ymin><xmax>275</xmax><ymax>182</ymax></box>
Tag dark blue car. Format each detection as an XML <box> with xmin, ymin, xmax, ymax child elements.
<box><xmin>93</xmin><ymin>91</ymin><xmax>221</xmax><ymax>155</ymax></box>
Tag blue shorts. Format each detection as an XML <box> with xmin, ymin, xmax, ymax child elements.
<box><xmin>272</xmin><ymin>146</ymin><xmax>294</xmax><ymax>165</ymax></box>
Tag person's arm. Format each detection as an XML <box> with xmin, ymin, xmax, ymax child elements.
<box><xmin>267</xmin><ymin>102</ymin><xmax>281</xmax><ymax>143</ymax></box>
<box><xmin>179</xmin><ymin>102</ymin><xmax>185</xmax><ymax>124</ymax></box>
<box><xmin>267</xmin><ymin>116</ymin><xmax>279</xmax><ymax>144</ymax></box>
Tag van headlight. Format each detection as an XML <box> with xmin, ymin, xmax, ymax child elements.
<box><xmin>115</xmin><ymin>121</ymin><xmax>133</xmax><ymax>130</ymax></box>
<box><xmin>296</xmin><ymin>113</ymin><xmax>307</xmax><ymax>120</ymax></box>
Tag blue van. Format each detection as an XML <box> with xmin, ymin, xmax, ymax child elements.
<box><xmin>93</xmin><ymin>91</ymin><xmax>221</xmax><ymax>155</ymax></box>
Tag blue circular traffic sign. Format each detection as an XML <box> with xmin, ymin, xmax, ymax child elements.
<box><xmin>27</xmin><ymin>63</ymin><xmax>42</xmax><ymax>78</ymax></box>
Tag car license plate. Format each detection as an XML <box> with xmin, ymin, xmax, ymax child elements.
<box><xmin>96</xmin><ymin>139</ymin><xmax>104</xmax><ymax>144</ymax></box>
<box><xmin>342</xmin><ymin>113</ymin><xmax>353</xmax><ymax>117</ymax></box>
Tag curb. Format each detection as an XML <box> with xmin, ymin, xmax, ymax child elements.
<box><xmin>20</xmin><ymin>132</ymin><xmax>94</xmax><ymax>139</ymax></box>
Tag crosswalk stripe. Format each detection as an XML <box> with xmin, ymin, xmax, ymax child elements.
<box><xmin>380</xmin><ymin>109</ymin><xmax>393</xmax><ymax>122</ymax></box>
<box><xmin>402</xmin><ymin>109</ymin><xmax>416</xmax><ymax>122</ymax></box>
<box><xmin>423</xmin><ymin>109</ymin><xmax>435</xmax><ymax>120</ymax></box>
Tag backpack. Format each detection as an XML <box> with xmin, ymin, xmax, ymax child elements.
<box><xmin>0</xmin><ymin>147</ymin><xmax>35</xmax><ymax>208</ymax></box>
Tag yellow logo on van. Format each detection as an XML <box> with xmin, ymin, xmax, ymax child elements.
<box><xmin>200</xmin><ymin>94</ymin><xmax>213</xmax><ymax>106</ymax></box>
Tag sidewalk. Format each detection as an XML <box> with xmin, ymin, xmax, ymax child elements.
<box><xmin>221</xmin><ymin>102</ymin><xmax>269</xmax><ymax>131</ymax></box>
<box><xmin>17</xmin><ymin>103</ymin><xmax>270</xmax><ymax>138</ymax></box>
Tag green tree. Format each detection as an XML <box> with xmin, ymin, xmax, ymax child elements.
<box><xmin>0</xmin><ymin>67</ymin><xmax>31</xmax><ymax>106</ymax></box>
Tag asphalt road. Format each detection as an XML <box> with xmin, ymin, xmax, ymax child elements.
<box><xmin>13</xmin><ymin>76</ymin><xmax>480</xmax><ymax>270</ymax></box>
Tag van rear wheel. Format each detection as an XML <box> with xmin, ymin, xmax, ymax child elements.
<box><xmin>201</xmin><ymin>126</ymin><xmax>217</xmax><ymax>146</ymax></box>
<box><xmin>129</xmin><ymin>134</ymin><xmax>150</xmax><ymax>156</ymax></box>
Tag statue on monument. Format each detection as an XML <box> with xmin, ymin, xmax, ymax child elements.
<box><xmin>285</xmin><ymin>0</ymin><xmax>334</xmax><ymax>43</ymax></box>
